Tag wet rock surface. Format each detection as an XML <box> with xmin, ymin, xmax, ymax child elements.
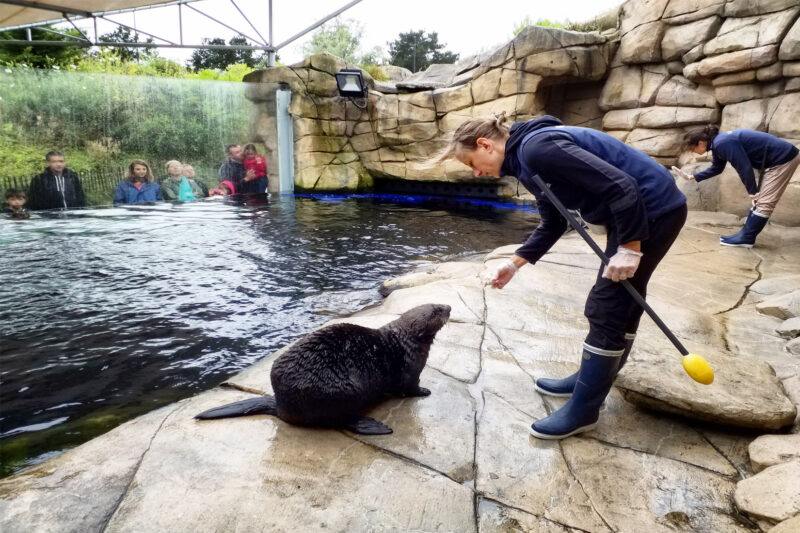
<box><xmin>2</xmin><ymin>212</ymin><xmax>799</xmax><ymax>531</ymax></box>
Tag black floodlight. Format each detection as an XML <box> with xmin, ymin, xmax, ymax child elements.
<box><xmin>335</xmin><ymin>69</ymin><xmax>368</xmax><ymax>98</ymax></box>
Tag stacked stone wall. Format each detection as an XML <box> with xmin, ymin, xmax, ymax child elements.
<box><xmin>244</xmin><ymin>0</ymin><xmax>800</xmax><ymax>225</ymax></box>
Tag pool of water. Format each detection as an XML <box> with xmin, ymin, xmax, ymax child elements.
<box><xmin>0</xmin><ymin>193</ymin><xmax>538</xmax><ymax>477</ymax></box>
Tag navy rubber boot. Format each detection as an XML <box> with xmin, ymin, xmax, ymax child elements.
<box><xmin>530</xmin><ymin>347</ymin><xmax>621</xmax><ymax>440</ymax></box>
<box><xmin>720</xmin><ymin>210</ymin><xmax>768</xmax><ymax>248</ymax></box>
<box><xmin>535</xmin><ymin>334</ymin><xmax>635</xmax><ymax>398</ymax></box>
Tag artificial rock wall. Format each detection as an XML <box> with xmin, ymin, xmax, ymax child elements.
<box><xmin>244</xmin><ymin>0</ymin><xmax>800</xmax><ymax>225</ymax></box>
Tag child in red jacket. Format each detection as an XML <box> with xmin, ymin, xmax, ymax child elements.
<box><xmin>243</xmin><ymin>144</ymin><xmax>268</xmax><ymax>194</ymax></box>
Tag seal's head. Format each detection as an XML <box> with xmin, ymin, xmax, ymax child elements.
<box><xmin>393</xmin><ymin>303</ymin><xmax>451</xmax><ymax>345</ymax></box>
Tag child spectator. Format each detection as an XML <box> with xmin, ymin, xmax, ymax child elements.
<box><xmin>3</xmin><ymin>189</ymin><xmax>31</xmax><ymax>219</ymax></box>
<box><xmin>243</xmin><ymin>143</ymin><xmax>268</xmax><ymax>194</ymax></box>
<box><xmin>208</xmin><ymin>180</ymin><xmax>236</xmax><ymax>197</ymax></box>
<box><xmin>114</xmin><ymin>160</ymin><xmax>163</xmax><ymax>205</ymax></box>
<box><xmin>27</xmin><ymin>151</ymin><xmax>87</xmax><ymax>210</ymax></box>
<box><xmin>160</xmin><ymin>160</ymin><xmax>205</xmax><ymax>201</ymax></box>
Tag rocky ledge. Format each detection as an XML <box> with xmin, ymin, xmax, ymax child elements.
<box><xmin>1</xmin><ymin>211</ymin><xmax>798</xmax><ymax>532</ymax></box>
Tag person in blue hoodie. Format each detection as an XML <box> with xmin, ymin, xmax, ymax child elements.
<box><xmin>438</xmin><ymin>113</ymin><xmax>687</xmax><ymax>440</ymax></box>
<box><xmin>675</xmin><ymin>125</ymin><xmax>799</xmax><ymax>248</ymax></box>
<box><xmin>114</xmin><ymin>160</ymin><xmax>162</xmax><ymax>205</ymax></box>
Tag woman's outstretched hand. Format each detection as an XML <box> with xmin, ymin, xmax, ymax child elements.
<box><xmin>671</xmin><ymin>166</ymin><xmax>694</xmax><ymax>181</ymax></box>
<box><xmin>602</xmin><ymin>248</ymin><xmax>641</xmax><ymax>282</ymax></box>
<box><xmin>485</xmin><ymin>259</ymin><xmax>518</xmax><ymax>289</ymax></box>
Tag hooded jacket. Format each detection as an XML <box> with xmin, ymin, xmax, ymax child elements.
<box><xmin>500</xmin><ymin>116</ymin><xmax>685</xmax><ymax>265</ymax></box>
<box><xmin>27</xmin><ymin>167</ymin><xmax>87</xmax><ymax>211</ymax></box>
<box><xmin>693</xmin><ymin>130</ymin><xmax>799</xmax><ymax>194</ymax></box>
<box><xmin>113</xmin><ymin>180</ymin><xmax>163</xmax><ymax>204</ymax></box>
<box><xmin>218</xmin><ymin>159</ymin><xmax>247</xmax><ymax>192</ymax></box>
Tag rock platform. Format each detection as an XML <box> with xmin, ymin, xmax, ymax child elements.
<box><xmin>1</xmin><ymin>212</ymin><xmax>798</xmax><ymax>532</ymax></box>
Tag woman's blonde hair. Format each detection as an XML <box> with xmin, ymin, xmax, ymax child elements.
<box><xmin>126</xmin><ymin>159</ymin><xmax>154</xmax><ymax>183</ymax></box>
<box><xmin>436</xmin><ymin>112</ymin><xmax>511</xmax><ymax>162</ymax></box>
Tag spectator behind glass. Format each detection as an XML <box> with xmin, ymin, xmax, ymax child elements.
<box><xmin>27</xmin><ymin>151</ymin><xmax>87</xmax><ymax>210</ymax></box>
<box><xmin>208</xmin><ymin>180</ymin><xmax>235</xmax><ymax>197</ymax></box>
<box><xmin>218</xmin><ymin>144</ymin><xmax>252</xmax><ymax>193</ymax></box>
<box><xmin>114</xmin><ymin>160</ymin><xmax>163</xmax><ymax>205</ymax></box>
<box><xmin>3</xmin><ymin>189</ymin><xmax>31</xmax><ymax>219</ymax></box>
<box><xmin>182</xmin><ymin>164</ymin><xmax>209</xmax><ymax>196</ymax></box>
<box><xmin>160</xmin><ymin>160</ymin><xmax>205</xmax><ymax>201</ymax></box>
<box><xmin>243</xmin><ymin>143</ymin><xmax>268</xmax><ymax>194</ymax></box>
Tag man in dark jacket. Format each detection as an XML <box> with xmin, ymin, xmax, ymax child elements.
<box><xmin>27</xmin><ymin>151</ymin><xmax>87</xmax><ymax>210</ymax></box>
<box><xmin>218</xmin><ymin>144</ymin><xmax>253</xmax><ymax>193</ymax></box>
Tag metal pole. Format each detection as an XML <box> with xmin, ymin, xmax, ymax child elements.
<box><xmin>526</xmin><ymin>171</ymin><xmax>691</xmax><ymax>356</ymax></box>
<box><xmin>185</xmin><ymin>3</ymin><xmax>265</xmax><ymax>45</ymax></box>
<box><xmin>0</xmin><ymin>40</ymin><xmax>269</xmax><ymax>51</ymax></box>
<box><xmin>178</xmin><ymin>2</ymin><xmax>183</xmax><ymax>45</ymax></box>
<box><xmin>268</xmin><ymin>0</ymin><xmax>273</xmax><ymax>45</ymax></box>
<box><xmin>267</xmin><ymin>0</ymin><xmax>275</xmax><ymax>66</ymax></box>
<box><xmin>100</xmin><ymin>16</ymin><xmax>176</xmax><ymax>45</ymax></box>
<box><xmin>26</xmin><ymin>27</ymin><xmax>31</xmax><ymax>40</ymax></box>
<box><xmin>273</xmin><ymin>0</ymin><xmax>364</xmax><ymax>51</ymax></box>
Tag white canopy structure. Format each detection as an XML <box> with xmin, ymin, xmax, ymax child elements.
<box><xmin>0</xmin><ymin>0</ymin><xmax>365</xmax><ymax>64</ymax></box>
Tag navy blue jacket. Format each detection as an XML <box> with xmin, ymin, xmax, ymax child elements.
<box><xmin>27</xmin><ymin>168</ymin><xmax>86</xmax><ymax>210</ymax></box>
<box><xmin>500</xmin><ymin>116</ymin><xmax>686</xmax><ymax>265</ymax></box>
<box><xmin>218</xmin><ymin>159</ymin><xmax>247</xmax><ymax>193</ymax></box>
<box><xmin>113</xmin><ymin>180</ymin><xmax>163</xmax><ymax>204</ymax></box>
<box><xmin>694</xmin><ymin>130</ymin><xmax>799</xmax><ymax>194</ymax></box>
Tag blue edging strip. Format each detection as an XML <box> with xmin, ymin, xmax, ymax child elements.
<box><xmin>284</xmin><ymin>193</ymin><xmax>538</xmax><ymax>213</ymax></box>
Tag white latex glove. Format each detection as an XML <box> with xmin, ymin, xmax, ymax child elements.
<box><xmin>602</xmin><ymin>248</ymin><xmax>641</xmax><ymax>282</ymax></box>
<box><xmin>749</xmin><ymin>193</ymin><xmax>759</xmax><ymax>208</ymax></box>
<box><xmin>485</xmin><ymin>259</ymin><xmax>518</xmax><ymax>289</ymax></box>
<box><xmin>671</xmin><ymin>166</ymin><xmax>694</xmax><ymax>181</ymax></box>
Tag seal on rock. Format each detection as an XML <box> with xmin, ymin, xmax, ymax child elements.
<box><xmin>195</xmin><ymin>303</ymin><xmax>451</xmax><ymax>435</ymax></box>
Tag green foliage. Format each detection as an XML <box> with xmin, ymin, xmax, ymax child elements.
<box><xmin>387</xmin><ymin>30</ymin><xmax>459</xmax><ymax>73</ymax></box>
<box><xmin>0</xmin><ymin>26</ymin><xmax>89</xmax><ymax>68</ymax></box>
<box><xmin>565</xmin><ymin>20</ymin><xmax>603</xmax><ymax>32</ymax></box>
<box><xmin>513</xmin><ymin>17</ymin><xmax>601</xmax><ymax>36</ymax></box>
<box><xmin>188</xmin><ymin>36</ymin><xmax>264</xmax><ymax>71</ymax></box>
<box><xmin>534</xmin><ymin>19</ymin><xmax>567</xmax><ymax>29</ymax></box>
<box><xmin>75</xmin><ymin>54</ymin><xmax>188</xmax><ymax>77</ymax></box>
<box><xmin>303</xmin><ymin>18</ymin><xmax>361</xmax><ymax>63</ymax></box>
<box><xmin>513</xmin><ymin>16</ymin><xmax>534</xmax><ymax>35</ymax></box>
<box><xmin>359</xmin><ymin>64</ymin><xmax>388</xmax><ymax>82</ymax></box>
<box><xmin>0</xmin><ymin>68</ymin><xmax>250</xmax><ymax>194</ymax></box>
<box><xmin>97</xmin><ymin>27</ymin><xmax>157</xmax><ymax>62</ymax></box>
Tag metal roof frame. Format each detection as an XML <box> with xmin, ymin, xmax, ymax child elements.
<box><xmin>0</xmin><ymin>0</ymin><xmax>365</xmax><ymax>65</ymax></box>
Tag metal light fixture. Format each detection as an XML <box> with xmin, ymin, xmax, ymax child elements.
<box><xmin>335</xmin><ymin>68</ymin><xmax>368</xmax><ymax>108</ymax></box>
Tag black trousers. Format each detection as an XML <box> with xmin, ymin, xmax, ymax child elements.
<box><xmin>583</xmin><ymin>204</ymin><xmax>687</xmax><ymax>352</ymax></box>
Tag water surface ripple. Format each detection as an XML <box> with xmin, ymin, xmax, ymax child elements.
<box><xmin>0</xmin><ymin>194</ymin><xmax>538</xmax><ymax>476</ymax></box>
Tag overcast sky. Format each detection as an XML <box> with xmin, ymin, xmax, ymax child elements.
<box><xmin>70</xmin><ymin>0</ymin><xmax>625</xmax><ymax>66</ymax></box>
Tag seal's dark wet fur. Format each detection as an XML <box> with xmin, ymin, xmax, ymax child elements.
<box><xmin>195</xmin><ymin>303</ymin><xmax>451</xmax><ymax>434</ymax></box>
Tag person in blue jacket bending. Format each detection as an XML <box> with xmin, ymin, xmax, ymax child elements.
<box><xmin>675</xmin><ymin>125</ymin><xmax>799</xmax><ymax>248</ymax></box>
<box><xmin>114</xmin><ymin>160</ymin><xmax>163</xmax><ymax>205</ymax></box>
<box><xmin>437</xmin><ymin>113</ymin><xmax>687</xmax><ymax>440</ymax></box>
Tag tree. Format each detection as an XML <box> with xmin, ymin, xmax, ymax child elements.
<box><xmin>98</xmin><ymin>27</ymin><xmax>157</xmax><ymax>62</ymax></box>
<box><xmin>303</xmin><ymin>18</ymin><xmax>361</xmax><ymax>63</ymax></box>
<box><xmin>387</xmin><ymin>31</ymin><xmax>458</xmax><ymax>73</ymax></box>
<box><xmin>188</xmin><ymin>36</ymin><xmax>263</xmax><ymax>71</ymax></box>
<box><xmin>0</xmin><ymin>26</ymin><xmax>89</xmax><ymax>68</ymax></box>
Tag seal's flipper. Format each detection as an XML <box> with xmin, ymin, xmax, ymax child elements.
<box><xmin>195</xmin><ymin>396</ymin><xmax>277</xmax><ymax>420</ymax></box>
<box><xmin>405</xmin><ymin>386</ymin><xmax>431</xmax><ymax>397</ymax></box>
<box><xmin>344</xmin><ymin>416</ymin><xmax>393</xmax><ymax>435</ymax></box>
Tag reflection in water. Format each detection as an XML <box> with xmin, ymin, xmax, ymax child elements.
<box><xmin>0</xmin><ymin>194</ymin><xmax>538</xmax><ymax>476</ymax></box>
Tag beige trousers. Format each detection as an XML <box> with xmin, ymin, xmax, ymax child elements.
<box><xmin>754</xmin><ymin>153</ymin><xmax>800</xmax><ymax>217</ymax></box>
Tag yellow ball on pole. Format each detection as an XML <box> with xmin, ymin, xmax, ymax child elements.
<box><xmin>682</xmin><ymin>353</ymin><xmax>714</xmax><ymax>384</ymax></box>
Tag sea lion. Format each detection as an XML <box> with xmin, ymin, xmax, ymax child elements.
<box><xmin>195</xmin><ymin>303</ymin><xmax>451</xmax><ymax>435</ymax></box>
